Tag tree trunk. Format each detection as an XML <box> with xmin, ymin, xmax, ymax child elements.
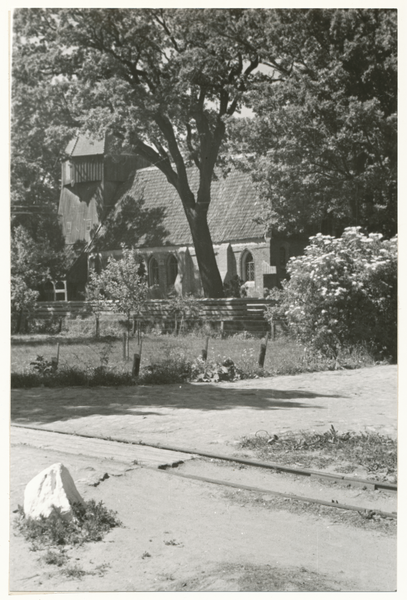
<box><xmin>185</xmin><ymin>205</ymin><xmax>224</xmax><ymax>298</ymax></box>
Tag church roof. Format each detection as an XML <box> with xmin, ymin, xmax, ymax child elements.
<box><xmin>107</xmin><ymin>165</ymin><xmax>265</xmax><ymax>248</ymax></box>
<box><xmin>65</xmin><ymin>134</ymin><xmax>106</xmax><ymax>157</ymax></box>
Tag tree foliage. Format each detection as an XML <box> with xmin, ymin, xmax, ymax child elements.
<box><xmin>10</xmin><ymin>22</ymin><xmax>77</xmax><ymax>252</ymax></box>
<box><xmin>11</xmin><ymin>226</ymin><xmax>60</xmax><ymax>331</ymax></box>
<box><xmin>228</xmin><ymin>9</ymin><xmax>397</xmax><ymax>237</ymax></box>
<box><xmin>86</xmin><ymin>246</ymin><xmax>148</xmax><ymax>323</ymax></box>
<box><xmin>266</xmin><ymin>228</ymin><xmax>397</xmax><ymax>360</ymax></box>
<box><xmin>12</xmin><ymin>8</ymin><xmax>396</xmax><ymax>302</ymax></box>
<box><xmin>12</xmin><ymin>8</ymin><xmax>301</xmax><ymax>298</ymax></box>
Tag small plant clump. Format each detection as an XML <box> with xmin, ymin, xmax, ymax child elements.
<box><xmin>14</xmin><ymin>499</ymin><xmax>122</xmax><ymax>550</ymax></box>
<box><xmin>30</xmin><ymin>355</ymin><xmax>57</xmax><ymax>375</ymax></box>
<box><xmin>42</xmin><ymin>549</ymin><xmax>69</xmax><ymax>567</ymax></box>
<box><xmin>240</xmin><ymin>426</ymin><xmax>397</xmax><ymax>479</ymax></box>
<box><xmin>60</xmin><ymin>565</ymin><xmax>89</xmax><ymax>580</ymax></box>
<box><xmin>141</xmin><ymin>352</ymin><xmax>193</xmax><ymax>384</ymax></box>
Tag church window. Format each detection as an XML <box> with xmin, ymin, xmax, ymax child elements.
<box><xmin>167</xmin><ymin>255</ymin><xmax>178</xmax><ymax>286</ymax></box>
<box><xmin>149</xmin><ymin>257</ymin><xmax>160</xmax><ymax>286</ymax></box>
<box><xmin>243</xmin><ymin>252</ymin><xmax>255</xmax><ymax>282</ymax></box>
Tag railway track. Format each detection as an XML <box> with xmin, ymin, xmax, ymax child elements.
<box><xmin>11</xmin><ymin>424</ymin><xmax>397</xmax><ymax>519</ymax></box>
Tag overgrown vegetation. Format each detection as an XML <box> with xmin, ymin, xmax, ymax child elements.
<box><xmin>14</xmin><ymin>499</ymin><xmax>122</xmax><ymax>550</ymax></box>
<box><xmin>11</xmin><ymin>332</ymin><xmax>379</xmax><ymax>389</ymax></box>
<box><xmin>240</xmin><ymin>427</ymin><xmax>397</xmax><ymax>480</ymax></box>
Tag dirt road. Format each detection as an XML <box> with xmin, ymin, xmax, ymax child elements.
<box><xmin>11</xmin><ymin>364</ymin><xmax>397</xmax><ymax>453</ymax></box>
<box><xmin>10</xmin><ymin>365</ymin><xmax>398</xmax><ymax>592</ymax></box>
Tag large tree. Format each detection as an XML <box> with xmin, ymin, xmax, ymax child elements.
<box><xmin>11</xmin><ymin>35</ymin><xmax>75</xmax><ymax>250</ymax></box>
<box><xmin>12</xmin><ymin>8</ymin><xmax>296</xmax><ymax>298</ymax></box>
<box><xmin>227</xmin><ymin>9</ymin><xmax>397</xmax><ymax>238</ymax></box>
<box><xmin>11</xmin><ymin>22</ymin><xmax>78</xmax><ymax>283</ymax></box>
<box><xmin>13</xmin><ymin>8</ymin><xmax>396</xmax><ymax>301</ymax></box>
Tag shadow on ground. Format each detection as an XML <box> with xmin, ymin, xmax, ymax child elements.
<box><xmin>10</xmin><ymin>383</ymin><xmax>343</xmax><ymax>425</ymax></box>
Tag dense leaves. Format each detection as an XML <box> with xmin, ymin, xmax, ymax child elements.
<box><xmin>11</xmin><ymin>226</ymin><xmax>67</xmax><ymax>331</ymax></box>
<box><xmin>266</xmin><ymin>228</ymin><xmax>397</xmax><ymax>360</ymax></box>
<box><xmin>86</xmin><ymin>246</ymin><xmax>148</xmax><ymax>322</ymax></box>
<box><xmin>13</xmin><ymin>8</ymin><xmax>278</xmax><ymax>297</ymax></box>
<box><xmin>228</xmin><ymin>9</ymin><xmax>397</xmax><ymax>237</ymax></box>
<box><xmin>11</xmin><ymin>24</ymin><xmax>75</xmax><ymax>250</ymax></box>
<box><xmin>12</xmin><ymin>8</ymin><xmax>397</xmax><ymax>300</ymax></box>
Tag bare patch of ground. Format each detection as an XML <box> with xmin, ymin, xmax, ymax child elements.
<box><xmin>10</xmin><ymin>442</ymin><xmax>396</xmax><ymax>592</ymax></box>
<box><xmin>10</xmin><ymin>365</ymin><xmax>397</xmax><ymax>592</ymax></box>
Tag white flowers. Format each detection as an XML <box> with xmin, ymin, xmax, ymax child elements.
<box><xmin>271</xmin><ymin>228</ymin><xmax>397</xmax><ymax>354</ymax></box>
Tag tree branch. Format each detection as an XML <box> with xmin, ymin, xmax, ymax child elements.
<box><xmin>153</xmin><ymin>113</ymin><xmax>195</xmax><ymax>205</ymax></box>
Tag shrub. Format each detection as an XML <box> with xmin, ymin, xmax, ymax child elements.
<box><xmin>86</xmin><ymin>246</ymin><xmax>148</xmax><ymax>330</ymax></box>
<box><xmin>266</xmin><ymin>228</ymin><xmax>397</xmax><ymax>360</ymax></box>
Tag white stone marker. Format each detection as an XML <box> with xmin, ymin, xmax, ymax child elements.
<box><xmin>24</xmin><ymin>462</ymin><xmax>85</xmax><ymax>520</ymax></box>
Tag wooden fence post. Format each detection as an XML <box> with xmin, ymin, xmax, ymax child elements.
<box><xmin>132</xmin><ymin>353</ymin><xmax>141</xmax><ymax>377</ymax></box>
<box><xmin>95</xmin><ymin>316</ymin><xmax>100</xmax><ymax>338</ymax></box>
<box><xmin>123</xmin><ymin>332</ymin><xmax>127</xmax><ymax>360</ymax></box>
<box><xmin>132</xmin><ymin>334</ymin><xmax>143</xmax><ymax>377</ymax></box>
<box><xmin>258</xmin><ymin>333</ymin><xmax>269</xmax><ymax>368</ymax></box>
<box><xmin>202</xmin><ymin>336</ymin><xmax>209</xmax><ymax>361</ymax></box>
<box><xmin>51</xmin><ymin>343</ymin><xmax>60</xmax><ymax>372</ymax></box>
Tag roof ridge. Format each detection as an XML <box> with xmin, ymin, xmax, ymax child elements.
<box><xmin>70</xmin><ymin>135</ymin><xmax>79</xmax><ymax>157</ymax></box>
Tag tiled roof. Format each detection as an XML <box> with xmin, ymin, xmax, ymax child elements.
<box><xmin>110</xmin><ymin>166</ymin><xmax>265</xmax><ymax>247</ymax></box>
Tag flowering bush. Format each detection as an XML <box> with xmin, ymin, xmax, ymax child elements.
<box><xmin>266</xmin><ymin>228</ymin><xmax>397</xmax><ymax>360</ymax></box>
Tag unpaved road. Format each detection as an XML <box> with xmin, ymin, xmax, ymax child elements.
<box><xmin>10</xmin><ymin>365</ymin><xmax>398</xmax><ymax>592</ymax></box>
<box><xmin>11</xmin><ymin>365</ymin><xmax>397</xmax><ymax>453</ymax></box>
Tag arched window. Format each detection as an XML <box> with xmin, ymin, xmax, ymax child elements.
<box><xmin>167</xmin><ymin>255</ymin><xmax>178</xmax><ymax>286</ymax></box>
<box><xmin>243</xmin><ymin>252</ymin><xmax>255</xmax><ymax>282</ymax></box>
<box><xmin>149</xmin><ymin>257</ymin><xmax>160</xmax><ymax>287</ymax></box>
<box><xmin>43</xmin><ymin>280</ymin><xmax>54</xmax><ymax>302</ymax></box>
<box><xmin>279</xmin><ymin>247</ymin><xmax>287</xmax><ymax>267</ymax></box>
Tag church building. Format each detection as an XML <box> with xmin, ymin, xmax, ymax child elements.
<box><xmin>59</xmin><ymin>135</ymin><xmax>305</xmax><ymax>300</ymax></box>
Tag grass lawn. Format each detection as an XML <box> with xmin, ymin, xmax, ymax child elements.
<box><xmin>11</xmin><ymin>328</ymin><xmax>378</xmax><ymax>388</ymax></box>
<box><xmin>11</xmin><ymin>334</ymin><xmax>309</xmax><ymax>376</ymax></box>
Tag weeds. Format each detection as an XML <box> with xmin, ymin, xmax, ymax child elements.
<box><xmin>61</xmin><ymin>565</ymin><xmax>88</xmax><ymax>579</ymax></box>
<box><xmin>11</xmin><ymin>365</ymin><xmax>135</xmax><ymax>388</ymax></box>
<box><xmin>240</xmin><ymin>427</ymin><xmax>397</xmax><ymax>479</ymax></box>
<box><xmin>224</xmin><ymin>489</ymin><xmax>396</xmax><ymax>535</ymax></box>
<box><xmin>14</xmin><ymin>499</ymin><xmax>122</xmax><ymax>549</ymax></box>
<box><xmin>11</xmin><ymin>332</ymin><xmax>379</xmax><ymax>389</ymax></box>
<box><xmin>141</xmin><ymin>352</ymin><xmax>192</xmax><ymax>384</ymax></box>
<box><xmin>30</xmin><ymin>355</ymin><xmax>57</xmax><ymax>375</ymax></box>
<box><xmin>42</xmin><ymin>549</ymin><xmax>68</xmax><ymax>567</ymax></box>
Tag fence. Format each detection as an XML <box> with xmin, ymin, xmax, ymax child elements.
<box><xmin>31</xmin><ymin>298</ymin><xmax>281</xmax><ymax>336</ymax></box>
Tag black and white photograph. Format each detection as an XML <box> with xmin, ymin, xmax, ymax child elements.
<box><xmin>8</xmin><ymin>3</ymin><xmax>399</xmax><ymax>594</ymax></box>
